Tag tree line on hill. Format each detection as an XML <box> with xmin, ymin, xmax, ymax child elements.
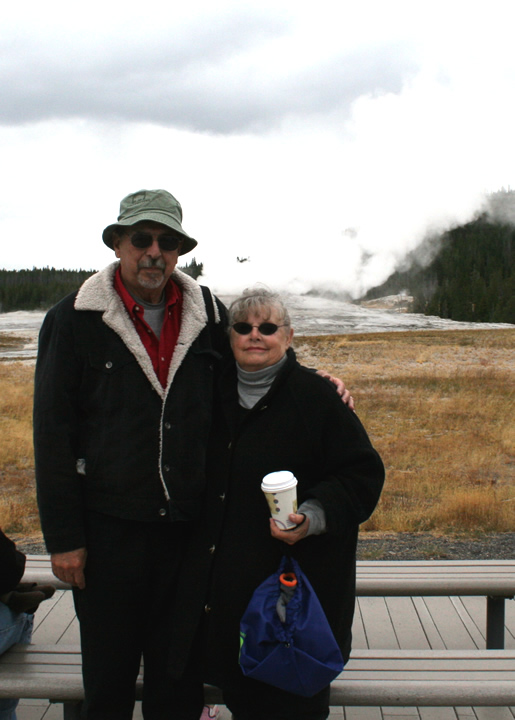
<box><xmin>362</xmin><ymin>215</ymin><xmax>515</xmax><ymax>324</ymax></box>
<box><xmin>0</xmin><ymin>259</ymin><xmax>204</xmax><ymax>313</ymax></box>
<box><xmin>3</xmin><ymin>217</ymin><xmax>514</xmax><ymax>324</ymax></box>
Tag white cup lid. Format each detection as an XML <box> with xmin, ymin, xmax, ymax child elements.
<box><xmin>261</xmin><ymin>470</ymin><xmax>297</xmax><ymax>492</ymax></box>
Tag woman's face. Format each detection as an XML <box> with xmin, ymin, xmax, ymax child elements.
<box><xmin>230</xmin><ymin>307</ymin><xmax>294</xmax><ymax>372</ymax></box>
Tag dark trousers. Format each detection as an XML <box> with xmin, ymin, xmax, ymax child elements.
<box><xmin>222</xmin><ymin>676</ymin><xmax>330</xmax><ymax>720</ymax></box>
<box><xmin>72</xmin><ymin>512</ymin><xmax>204</xmax><ymax>720</ymax></box>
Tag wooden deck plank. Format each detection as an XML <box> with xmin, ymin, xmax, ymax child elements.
<box><xmin>412</xmin><ymin>597</ymin><xmax>447</xmax><ymax>650</ymax></box>
<box><xmin>351</xmin><ymin>601</ymin><xmax>367</xmax><ymax>648</ymax></box>
<box><xmin>58</xmin><ymin>616</ymin><xmax>80</xmax><ymax>644</ymax></box>
<box><xmin>419</xmin><ymin>708</ymin><xmax>459</xmax><ymax>720</ymax></box>
<box><xmin>327</xmin><ymin>708</ymin><xmax>344</xmax><ymax>718</ymax></box>
<box><xmin>31</xmin><ymin>592</ymin><xmax>77</xmax><ymax>645</ymax></box>
<box><xmin>381</xmin><ymin>710</ymin><xmax>420</xmax><ymax>719</ymax></box>
<box><xmin>15</xmin><ymin>702</ymin><xmax>50</xmax><ymax>720</ymax></box>
<box><xmin>44</xmin><ymin>704</ymin><xmax>64</xmax><ymax>719</ymax></box>
<box><xmin>449</xmin><ymin>597</ymin><xmax>485</xmax><ymax>649</ymax></box>
<box><xmin>344</xmin><ymin>708</ymin><xmax>383</xmax><ymax>720</ymax></box>
<box><xmin>460</xmin><ymin>597</ymin><xmax>488</xmax><ymax>647</ymax></box>
<box><xmin>382</xmin><ymin>709</ymin><xmax>421</xmax><ymax>716</ymax></box>
<box><xmin>458</xmin><ymin>596</ymin><xmax>515</xmax><ymax>651</ymax></box>
<box><xmin>356</xmin><ymin>597</ymin><xmax>398</xmax><ymax>649</ymax></box>
<box><xmin>385</xmin><ymin>596</ymin><xmax>431</xmax><ymax>649</ymax></box>
<box><xmin>31</xmin><ymin>591</ymin><xmax>65</xmax><ymax>633</ymax></box>
<box><xmin>473</xmin><ymin>708</ymin><xmax>515</xmax><ymax>719</ymax></box>
<box><xmin>422</xmin><ymin>597</ymin><xmax>479</xmax><ymax>650</ymax></box>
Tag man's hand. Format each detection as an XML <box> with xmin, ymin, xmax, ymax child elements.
<box><xmin>316</xmin><ymin>370</ymin><xmax>355</xmax><ymax>411</ymax></box>
<box><xmin>269</xmin><ymin>514</ymin><xmax>310</xmax><ymax>546</ymax></box>
<box><xmin>51</xmin><ymin>548</ymin><xmax>87</xmax><ymax>589</ymax></box>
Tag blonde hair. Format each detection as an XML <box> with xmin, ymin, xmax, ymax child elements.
<box><xmin>228</xmin><ymin>287</ymin><xmax>291</xmax><ymax>327</ymax></box>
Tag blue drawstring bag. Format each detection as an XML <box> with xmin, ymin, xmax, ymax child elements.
<box><xmin>239</xmin><ymin>556</ymin><xmax>344</xmax><ymax>697</ymax></box>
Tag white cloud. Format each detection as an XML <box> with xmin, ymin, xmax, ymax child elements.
<box><xmin>1</xmin><ymin>0</ymin><xmax>515</xmax><ymax>298</ymax></box>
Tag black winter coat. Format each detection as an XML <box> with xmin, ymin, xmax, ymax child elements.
<box><xmin>168</xmin><ymin>348</ymin><xmax>385</xmax><ymax>685</ymax></box>
<box><xmin>0</xmin><ymin>528</ymin><xmax>26</xmax><ymax>595</ymax></box>
<box><xmin>33</xmin><ymin>263</ymin><xmax>228</xmax><ymax>553</ymax></box>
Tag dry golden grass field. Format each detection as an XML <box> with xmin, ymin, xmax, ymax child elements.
<box><xmin>294</xmin><ymin>328</ymin><xmax>515</xmax><ymax>535</ymax></box>
<box><xmin>0</xmin><ymin>328</ymin><xmax>514</xmax><ymax>541</ymax></box>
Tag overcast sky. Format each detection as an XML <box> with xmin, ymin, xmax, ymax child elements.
<box><xmin>2</xmin><ymin>0</ymin><xmax>515</xmax><ymax>297</ymax></box>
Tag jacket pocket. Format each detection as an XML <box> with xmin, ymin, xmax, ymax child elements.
<box><xmin>87</xmin><ymin>348</ymin><xmax>139</xmax><ymax>374</ymax></box>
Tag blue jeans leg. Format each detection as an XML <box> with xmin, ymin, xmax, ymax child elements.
<box><xmin>0</xmin><ymin>602</ymin><xmax>34</xmax><ymax>720</ymax></box>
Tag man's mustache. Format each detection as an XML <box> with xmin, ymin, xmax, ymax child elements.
<box><xmin>138</xmin><ymin>257</ymin><xmax>166</xmax><ymax>270</ymax></box>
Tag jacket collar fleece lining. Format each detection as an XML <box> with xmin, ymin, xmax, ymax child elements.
<box><xmin>74</xmin><ymin>261</ymin><xmax>219</xmax><ymax>400</ymax></box>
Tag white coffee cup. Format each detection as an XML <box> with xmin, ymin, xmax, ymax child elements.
<box><xmin>261</xmin><ymin>470</ymin><xmax>298</xmax><ymax>530</ymax></box>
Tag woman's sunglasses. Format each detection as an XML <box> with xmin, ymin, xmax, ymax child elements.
<box><xmin>129</xmin><ymin>231</ymin><xmax>182</xmax><ymax>252</ymax></box>
<box><xmin>232</xmin><ymin>322</ymin><xmax>287</xmax><ymax>335</ymax></box>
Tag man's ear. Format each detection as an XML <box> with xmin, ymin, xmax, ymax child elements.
<box><xmin>112</xmin><ymin>234</ymin><xmax>122</xmax><ymax>258</ymax></box>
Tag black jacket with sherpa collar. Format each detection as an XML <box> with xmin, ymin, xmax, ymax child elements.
<box><xmin>34</xmin><ymin>262</ymin><xmax>228</xmax><ymax>554</ymax></box>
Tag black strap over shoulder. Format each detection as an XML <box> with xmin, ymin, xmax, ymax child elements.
<box><xmin>199</xmin><ymin>285</ymin><xmax>229</xmax><ymax>358</ymax></box>
<box><xmin>200</xmin><ymin>285</ymin><xmax>215</xmax><ymax>325</ymax></box>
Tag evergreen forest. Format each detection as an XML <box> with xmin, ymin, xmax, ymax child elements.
<box><xmin>0</xmin><ymin>259</ymin><xmax>204</xmax><ymax>313</ymax></box>
<box><xmin>2</xmin><ymin>216</ymin><xmax>514</xmax><ymax>324</ymax></box>
<box><xmin>363</xmin><ymin>216</ymin><xmax>515</xmax><ymax>324</ymax></box>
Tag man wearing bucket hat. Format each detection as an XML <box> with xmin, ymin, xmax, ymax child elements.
<box><xmin>33</xmin><ymin>189</ymin><xmax>351</xmax><ymax>720</ymax></box>
<box><xmin>33</xmin><ymin>189</ymin><xmax>228</xmax><ymax>719</ymax></box>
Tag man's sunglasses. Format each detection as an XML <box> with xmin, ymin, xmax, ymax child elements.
<box><xmin>129</xmin><ymin>231</ymin><xmax>182</xmax><ymax>252</ymax></box>
<box><xmin>232</xmin><ymin>322</ymin><xmax>287</xmax><ymax>335</ymax></box>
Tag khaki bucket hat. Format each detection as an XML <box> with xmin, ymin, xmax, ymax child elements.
<box><xmin>102</xmin><ymin>189</ymin><xmax>197</xmax><ymax>255</ymax></box>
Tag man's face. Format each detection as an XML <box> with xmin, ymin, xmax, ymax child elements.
<box><xmin>112</xmin><ymin>221</ymin><xmax>182</xmax><ymax>303</ymax></box>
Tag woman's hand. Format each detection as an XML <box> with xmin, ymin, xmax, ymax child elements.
<box><xmin>269</xmin><ymin>514</ymin><xmax>310</xmax><ymax>545</ymax></box>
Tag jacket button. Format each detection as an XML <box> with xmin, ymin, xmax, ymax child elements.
<box><xmin>164</xmin><ymin>422</ymin><xmax>171</xmax><ymax>430</ymax></box>
<box><xmin>208</xmin><ymin>545</ymin><xmax>216</xmax><ymax>554</ymax></box>
<box><xmin>164</xmin><ymin>464</ymin><xmax>170</xmax><ymax>472</ymax></box>
<box><xmin>105</xmin><ymin>361</ymin><xmax>113</xmax><ymax>369</ymax></box>
<box><xmin>204</xmin><ymin>604</ymin><xmax>212</xmax><ymax>613</ymax></box>
<box><xmin>219</xmin><ymin>493</ymin><xmax>225</xmax><ymax>502</ymax></box>
<box><xmin>158</xmin><ymin>508</ymin><xmax>167</xmax><ymax>517</ymax></box>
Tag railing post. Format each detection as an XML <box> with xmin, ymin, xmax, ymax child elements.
<box><xmin>486</xmin><ymin>596</ymin><xmax>505</xmax><ymax>649</ymax></box>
